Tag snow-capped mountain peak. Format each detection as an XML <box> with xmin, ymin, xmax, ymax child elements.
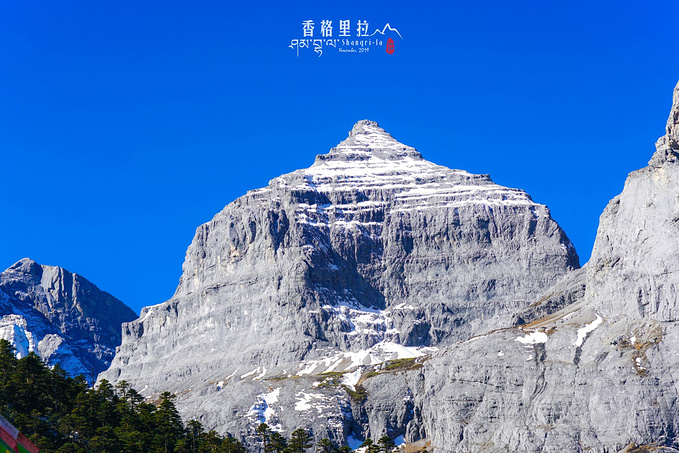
<box><xmin>314</xmin><ymin>120</ymin><xmax>422</xmax><ymax>164</ymax></box>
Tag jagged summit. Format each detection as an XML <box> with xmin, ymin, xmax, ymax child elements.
<box><xmin>347</xmin><ymin>119</ymin><xmax>386</xmax><ymax>137</ymax></box>
<box><xmin>7</xmin><ymin>257</ymin><xmax>41</xmax><ymax>274</ymax></box>
<box><xmin>314</xmin><ymin>119</ymin><xmax>423</xmax><ymax>164</ymax></box>
<box><xmin>260</xmin><ymin>119</ymin><xmax>537</xmax><ymax>214</ymax></box>
<box><xmin>650</xmin><ymin>80</ymin><xmax>679</xmax><ymax>167</ymax></box>
<box><xmin>665</xmin><ymin>80</ymin><xmax>679</xmax><ymax>147</ymax></box>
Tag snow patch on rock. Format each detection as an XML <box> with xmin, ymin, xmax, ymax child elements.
<box><xmin>574</xmin><ymin>315</ymin><xmax>603</xmax><ymax>347</ymax></box>
<box><xmin>515</xmin><ymin>331</ymin><xmax>548</xmax><ymax>345</ymax></box>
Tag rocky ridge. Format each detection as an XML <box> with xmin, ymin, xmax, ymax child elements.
<box><xmin>0</xmin><ymin>258</ymin><xmax>137</xmax><ymax>377</ymax></box>
<box><xmin>371</xmin><ymin>80</ymin><xmax>679</xmax><ymax>452</ymax></box>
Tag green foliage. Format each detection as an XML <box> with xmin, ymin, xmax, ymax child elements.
<box><xmin>316</xmin><ymin>438</ymin><xmax>352</xmax><ymax>453</ymax></box>
<box><xmin>360</xmin><ymin>438</ymin><xmax>380</xmax><ymax>453</ymax></box>
<box><xmin>288</xmin><ymin>428</ymin><xmax>313</xmax><ymax>453</ymax></box>
<box><xmin>342</xmin><ymin>384</ymin><xmax>368</xmax><ymax>403</ymax></box>
<box><xmin>316</xmin><ymin>372</ymin><xmax>343</xmax><ymax>388</ymax></box>
<box><xmin>263</xmin><ymin>375</ymin><xmax>289</xmax><ymax>382</ymax></box>
<box><xmin>267</xmin><ymin>431</ymin><xmax>287</xmax><ymax>453</ymax></box>
<box><xmin>377</xmin><ymin>436</ymin><xmax>395</xmax><ymax>453</ymax></box>
<box><xmin>360</xmin><ymin>358</ymin><xmax>425</xmax><ymax>384</ymax></box>
<box><xmin>382</xmin><ymin>358</ymin><xmax>421</xmax><ymax>372</ymax></box>
<box><xmin>363</xmin><ymin>371</ymin><xmax>379</xmax><ymax>379</ymax></box>
<box><xmin>221</xmin><ymin>434</ymin><xmax>248</xmax><ymax>453</ymax></box>
<box><xmin>256</xmin><ymin>422</ymin><xmax>272</xmax><ymax>451</ymax></box>
<box><xmin>318</xmin><ymin>371</ymin><xmax>344</xmax><ymax>378</ymax></box>
<box><xmin>0</xmin><ymin>338</ymin><xmax>370</xmax><ymax>453</ymax></box>
<box><xmin>0</xmin><ymin>339</ymin><xmax>246</xmax><ymax>453</ymax></box>
<box><xmin>317</xmin><ymin>438</ymin><xmax>336</xmax><ymax>453</ymax></box>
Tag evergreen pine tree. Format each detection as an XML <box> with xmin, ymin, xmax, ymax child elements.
<box><xmin>377</xmin><ymin>436</ymin><xmax>395</xmax><ymax>453</ymax></box>
<box><xmin>288</xmin><ymin>428</ymin><xmax>313</xmax><ymax>453</ymax></box>
<box><xmin>198</xmin><ymin>429</ymin><xmax>223</xmax><ymax>453</ymax></box>
<box><xmin>360</xmin><ymin>438</ymin><xmax>380</xmax><ymax>453</ymax></box>
<box><xmin>186</xmin><ymin>419</ymin><xmax>203</xmax><ymax>452</ymax></box>
<box><xmin>220</xmin><ymin>434</ymin><xmax>246</xmax><ymax>453</ymax></box>
<box><xmin>154</xmin><ymin>391</ymin><xmax>185</xmax><ymax>453</ymax></box>
<box><xmin>317</xmin><ymin>438</ymin><xmax>336</xmax><ymax>453</ymax></box>
<box><xmin>267</xmin><ymin>431</ymin><xmax>287</xmax><ymax>453</ymax></box>
<box><xmin>255</xmin><ymin>422</ymin><xmax>272</xmax><ymax>452</ymax></box>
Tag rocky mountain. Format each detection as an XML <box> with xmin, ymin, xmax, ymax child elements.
<box><xmin>363</xmin><ymin>80</ymin><xmax>679</xmax><ymax>452</ymax></box>
<box><xmin>102</xmin><ymin>120</ymin><xmax>579</xmax><ymax>443</ymax></box>
<box><xmin>0</xmin><ymin>258</ymin><xmax>137</xmax><ymax>377</ymax></box>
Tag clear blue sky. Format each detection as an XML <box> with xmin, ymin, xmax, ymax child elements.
<box><xmin>1</xmin><ymin>0</ymin><xmax>678</xmax><ymax>314</ymax></box>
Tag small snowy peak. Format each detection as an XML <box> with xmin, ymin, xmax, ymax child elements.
<box><xmin>326</xmin><ymin>120</ymin><xmax>423</xmax><ymax>161</ymax></box>
<box><xmin>4</xmin><ymin>258</ymin><xmax>41</xmax><ymax>275</ymax></box>
<box><xmin>348</xmin><ymin>120</ymin><xmax>388</xmax><ymax>138</ymax></box>
<box><xmin>263</xmin><ymin>120</ymin><xmax>543</xmax><ymax>222</ymax></box>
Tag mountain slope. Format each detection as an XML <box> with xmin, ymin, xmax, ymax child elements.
<box><xmin>103</xmin><ymin>120</ymin><xmax>578</xmax><ymax>439</ymax></box>
<box><xmin>393</xmin><ymin>80</ymin><xmax>679</xmax><ymax>452</ymax></box>
<box><xmin>0</xmin><ymin>258</ymin><xmax>137</xmax><ymax>377</ymax></box>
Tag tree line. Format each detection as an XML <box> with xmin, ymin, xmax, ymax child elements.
<box><xmin>253</xmin><ymin>423</ymin><xmax>397</xmax><ymax>453</ymax></box>
<box><xmin>0</xmin><ymin>340</ymin><xmax>401</xmax><ymax>453</ymax></box>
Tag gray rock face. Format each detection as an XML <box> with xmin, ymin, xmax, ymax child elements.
<box><xmin>103</xmin><ymin>120</ymin><xmax>578</xmax><ymax>440</ymax></box>
<box><xmin>591</xmin><ymin>80</ymin><xmax>679</xmax><ymax>321</ymax></box>
<box><xmin>511</xmin><ymin>266</ymin><xmax>586</xmax><ymax>326</ymax></box>
<box><xmin>405</xmin><ymin>80</ymin><xmax>679</xmax><ymax>452</ymax></box>
<box><xmin>0</xmin><ymin>258</ymin><xmax>137</xmax><ymax>377</ymax></box>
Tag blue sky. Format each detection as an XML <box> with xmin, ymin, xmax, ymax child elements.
<box><xmin>1</xmin><ymin>0</ymin><xmax>678</xmax><ymax>314</ymax></box>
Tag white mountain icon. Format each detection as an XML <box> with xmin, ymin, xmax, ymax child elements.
<box><xmin>370</xmin><ymin>23</ymin><xmax>403</xmax><ymax>39</ymax></box>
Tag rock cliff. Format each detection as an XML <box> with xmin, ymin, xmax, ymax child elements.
<box><xmin>0</xmin><ymin>258</ymin><xmax>137</xmax><ymax>377</ymax></box>
<box><xmin>403</xmin><ymin>80</ymin><xmax>679</xmax><ymax>452</ymax></box>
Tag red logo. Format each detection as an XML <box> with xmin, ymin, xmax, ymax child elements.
<box><xmin>386</xmin><ymin>38</ymin><xmax>395</xmax><ymax>54</ymax></box>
